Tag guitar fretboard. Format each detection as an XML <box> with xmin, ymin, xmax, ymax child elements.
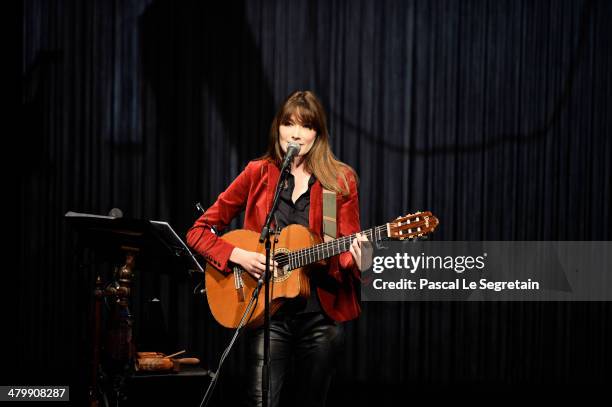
<box><xmin>274</xmin><ymin>225</ymin><xmax>388</xmax><ymax>270</ymax></box>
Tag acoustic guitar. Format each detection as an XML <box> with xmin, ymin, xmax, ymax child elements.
<box><xmin>204</xmin><ymin>211</ymin><xmax>439</xmax><ymax>328</ymax></box>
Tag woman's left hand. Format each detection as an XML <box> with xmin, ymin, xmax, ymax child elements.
<box><xmin>349</xmin><ymin>232</ymin><xmax>371</xmax><ymax>271</ymax></box>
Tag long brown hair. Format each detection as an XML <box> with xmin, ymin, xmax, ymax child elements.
<box><xmin>259</xmin><ymin>90</ymin><xmax>357</xmax><ymax>196</ymax></box>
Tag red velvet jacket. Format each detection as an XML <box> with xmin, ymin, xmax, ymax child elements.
<box><xmin>186</xmin><ymin>159</ymin><xmax>361</xmax><ymax>322</ymax></box>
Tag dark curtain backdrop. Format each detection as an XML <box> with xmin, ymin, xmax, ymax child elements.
<box><xmin>18</xmin><ymin>0</ymin><xmax>612</xmax><ymax>404</ymax></box>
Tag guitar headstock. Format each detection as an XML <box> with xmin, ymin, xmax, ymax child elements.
<box><xmin>388</xmin><ymin>211</ymin><xmax>439</xmax><ymax>240</ymax></box>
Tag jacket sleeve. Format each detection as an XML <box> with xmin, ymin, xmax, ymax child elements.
<box><xmin>186</xmin><ymin>163</ymin><xmax>253</xmax><ymax>273</ymax></box>
<box><xmin>337</xmin><ymin>171</ymin><xmax>362</xmax><ymax>280</ymax></box>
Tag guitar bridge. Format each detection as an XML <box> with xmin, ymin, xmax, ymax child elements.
<box><xmin>233</xmin><ymin>266</ymin><xmax>245</xmax><ymax>303</ymax></box>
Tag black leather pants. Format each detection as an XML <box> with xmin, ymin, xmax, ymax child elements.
<box><xmin>243</xmin><ymin>312</ymin><xmax>344</xmax><ymax>407</ymax></box>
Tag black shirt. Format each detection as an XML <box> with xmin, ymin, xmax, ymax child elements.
<box><xmin>274</xmin><ymin>173</ymin><xmax>322</xmax><ymax>315</ymax></box>
<box><xmin>275</xmin><ymin>173</ymin><xmax>315</xmax><ymax>232</ymax></box>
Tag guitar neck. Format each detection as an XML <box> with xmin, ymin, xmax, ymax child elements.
<box><xmin>286</xmin><ymin>225</ymin><xmax>387</xmax><ymax>270</ymax></box>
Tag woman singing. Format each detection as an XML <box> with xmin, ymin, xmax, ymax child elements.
<box><xmin>187</xmin><ymin>90</ymin><xmax>367</xmax><ymax>407</ymax></box>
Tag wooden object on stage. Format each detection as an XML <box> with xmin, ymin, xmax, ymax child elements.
<box><xmin>135</xmin><ymin>350</ymin><xmax>201</xmax><ymax>372</ymax></box>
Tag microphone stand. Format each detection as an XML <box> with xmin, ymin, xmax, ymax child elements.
<box><xmin>198</xmin><ymin>146</ymin><xmax>297</xmax><ymax>407</ymax></box>
<box><xmin>258</xmin><ymin>159</ymin><xmax>293</xmax><ymax>407</ymax></box>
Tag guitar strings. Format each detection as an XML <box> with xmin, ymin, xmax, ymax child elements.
<box><xmin>273</xmin><ymin>217</ymin><xmax>429</xmax><ymax>270</ymax></box>
<box><xmin>279</xmin><ymin>226</ymin><xmax>387</xmax><ymax>270</ymax></box>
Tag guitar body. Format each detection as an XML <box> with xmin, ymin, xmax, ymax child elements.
<box><xmin>204</xmin><ymin>224</ymin><xmax>321</xmax><ymax>329</ymax></box>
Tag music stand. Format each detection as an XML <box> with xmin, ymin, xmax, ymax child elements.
<box><xmin>65</xmin><ymin>211</ymin><xmax>203</xmax><ymax>273</ymax></box>
<box><xmin>149</xmin><ymin>220</ymin><xmax>204</xmax><ymax>274</ymax></box>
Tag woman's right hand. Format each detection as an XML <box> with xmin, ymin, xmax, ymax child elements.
<box><xmin>229</xmin><ymin>247</ymin><xmax>278</xmax><ymax>280</ymax></box>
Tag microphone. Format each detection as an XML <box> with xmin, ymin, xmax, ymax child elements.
<box><xmin>108</xmin><ymin>208</ymin><xmax>123</xmax><ymax>218</ymax></box>
<box><xmin>280</xmin><ymin>142</ymin><xmax>301</xmax><ymax>173</ymax></box>
<box><xmin>259</xmin><ymin>141</ymin><xmax>301</xmax><ymax>243</ymax></box>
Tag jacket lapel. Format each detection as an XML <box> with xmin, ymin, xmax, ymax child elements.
<box><xmin>309</xmin><ymin>180</ymin><xmax>322</xmax><ymax>237</ymax></box>
<box><xmin>266</xmin><ymin>162</ymin><xmax>279</xmax><ymax>214</ymax></box>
